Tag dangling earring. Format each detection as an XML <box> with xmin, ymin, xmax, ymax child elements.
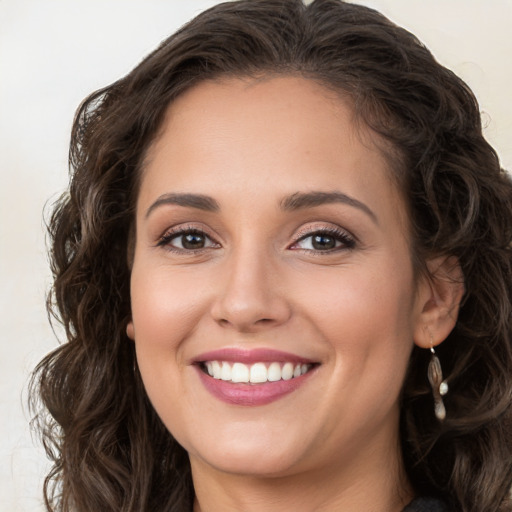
<box><xmin>427</xmin><ymin>339</ymin><xmax>448</xmax><ymax>421</ymax></box>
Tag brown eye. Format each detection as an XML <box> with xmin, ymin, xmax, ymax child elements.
<box><xmin>181</xmin><ymin>232</ymin><xmax>207</xmax><ymax>249</ymax></box>
<box><xmin>158</xmin><ymin>229</ymin><xmax>219</xmax><ymax>251</ymax></box>
<box><xmin>311</xmin><ymin>234</ymin><xmax>336</xmax><ymax>250</ymax></box>
<box><xmin>291</xmin><ymin>228</ymin><xmax>356</xmax><ymax>252</ymax></box>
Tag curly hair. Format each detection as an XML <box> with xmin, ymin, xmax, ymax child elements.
<box><xmin>31</xmin><ymin>0</ymin><xmax>512</xmax><ymax>510</ymax></box>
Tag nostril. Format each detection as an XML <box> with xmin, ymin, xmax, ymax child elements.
<box><xmin>210</xmin><ymin>289</ymin><xmax>292</xmax><ymax>331</ymax></box>
<box><xmin>215</xmin><ymin>316</ymin><xmax>282</xmax><ymax>332</ymax></box>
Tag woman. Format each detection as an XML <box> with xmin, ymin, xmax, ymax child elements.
<box><xmin>32</xmin><ymin>0</ymin><xmax>512</xmax><ymax>511</ymax></box>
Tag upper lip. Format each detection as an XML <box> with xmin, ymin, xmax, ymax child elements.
<box><xmin>192</xmin><ymin>348</ymin><xmax>317</xmax><ymax>365</ymax></box>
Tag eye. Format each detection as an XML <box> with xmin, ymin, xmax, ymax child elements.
<box><xmin>158</xmin><ymin>228</ymin><xmax>219</xmax><ymax>251</ymax></box>
<box><xmin>291</xmin><ymin>228</ymin><xmax>355</xmax><ymax>252</ymax></box>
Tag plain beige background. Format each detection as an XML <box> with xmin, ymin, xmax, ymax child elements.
<box><xmin>1</xmin><ymin>1</ymin><xmax>510</xmax><ymax>510</ymax></box>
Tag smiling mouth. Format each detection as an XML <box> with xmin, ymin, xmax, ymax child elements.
<box><xmin>199</xmin><ymin>361</ymin><xmax>315</xmax><ymax>384</ymax></box>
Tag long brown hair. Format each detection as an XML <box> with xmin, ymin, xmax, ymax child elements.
<box><xmin>31</xmin><ymin>1</ymin><xmax>512</xmax><ymax>510</ymax></box>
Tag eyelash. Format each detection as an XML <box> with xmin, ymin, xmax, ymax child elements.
<box><xmin>156</xmin><ymin>225</ymin><xmax>356</xmax><ymax>254</ymax></box>
<box><xmin>157</xmin><ymin>226</ymin><xmax>219</xmax><ymax>253</ymax></box>
<box><xmin>290</xmin><ymin>226</ymin><xmax>356</xmax><ymax>253</ymax></box>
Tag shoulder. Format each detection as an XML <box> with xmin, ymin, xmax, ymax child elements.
<box><xmin>402</xmin><ymin>497</ymin><xmax>450</xmax><ymax>512</ymax></box>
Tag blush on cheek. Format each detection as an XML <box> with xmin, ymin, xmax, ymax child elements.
<box><xmin>131</xmin><ymin>271</ymin><xmax>204</xmax><ymax>342</ymax></box>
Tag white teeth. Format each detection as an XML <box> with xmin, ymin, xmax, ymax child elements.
<box><xmin>249</xmin><ymin>362</ymin><xmax>268</xmax><ymax>383</ymax></box>
<box><xmin>221</xmin><ymin>361</ymin><xmax>231</xmax><ymax>381</ymax></box>
<box><xmin>281</xmin><ymin>362</ymin><xmax>294</xmax><ymax>380</ymax></box>
<box><xmin>203</xmin><ymin>360</ymin><xmax>313</xmax><ymax>383</ymax></box>
<box><xmin>231</xmin><ymin>362</ymin><xmax>249</xmax><ymax>383</ymax></box>
<box><xmin>212</xmin><ymin>361</ymin><xmax>222</xmax><ymax>379</ymax></box>
<box><xmin>267</xmin><ymin>362</ymin><xmax>282</xmax><ymax>382</ymax></box>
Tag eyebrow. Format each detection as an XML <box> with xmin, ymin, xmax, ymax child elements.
<box><xmin>280</xmin><ymin>191</ymin><xmax>378</xmax><ymax>224</ymax></box>
<box><xmin>145</xmin><ymin>190</ymin><xmax>377</xmax><ymax>224</ymax></box>
<box><xmin>145</xmin><ymin>193</ymin><xmax>220</xmax><ymax>218</ymax></box>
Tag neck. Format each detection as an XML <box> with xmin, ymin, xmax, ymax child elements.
<box><xmin>191</xmin><ymin>421</ymin><xmax>413</xmax><ymax>512</ymax></box>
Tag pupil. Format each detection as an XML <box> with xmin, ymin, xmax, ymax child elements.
<box><xmin>182</xmin><ymin>233</ymin><xmax>205</xmax><ymax>249</ymax></box>
<box><xmin>312</xmin><ymin>234</ymin><xmax>335</xmax><ymax>250</ymax></box>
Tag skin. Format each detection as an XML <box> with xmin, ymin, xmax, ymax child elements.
<box><xmin>127</xmin><ymin>76</ymin><xmax>462</xmax><ymax>511</ymax></box>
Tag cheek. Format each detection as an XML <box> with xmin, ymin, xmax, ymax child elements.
<box><xmin>129</xmin><ymin>268</ymin><xmax>209</xmax><ymax>427</ymax></box>
<box><xmin>299</xmin><ymin>260</ymin><xmax>415</xmax><ymax>335</ymax></box>
<box><xmin>295</xmin><ymin>260</ymin><xmax>416</xmax><ymax>387</ymax></box>
<box><xmin>129</xmin><ymin>267</ymin><xmax>210</xmax><ymax>416</ymax></box>
<box><xmin>130</xmin><ymin>267</ymin><xmax>206</xmax><ymax>351</ymax></box>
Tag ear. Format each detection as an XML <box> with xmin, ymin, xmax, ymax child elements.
<box><xmin>126</xmin><ymin>320</ymin><xmax>135</xmax><ymax>341</ymax></box>
<box><xmin>413</xmin><ymin>255</ymin><xmax>465</xmax><ymax>349</ymax></box>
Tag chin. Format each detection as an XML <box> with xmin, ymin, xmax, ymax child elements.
<box><xmin>192</xmin><ymin>445</ymin><xmax>303</xmax><ymax>478</ymax></box>
<box><xmin>184</xmin><ymin>424</ymin><xmax>313</xmax><ymax>478</ymax></box>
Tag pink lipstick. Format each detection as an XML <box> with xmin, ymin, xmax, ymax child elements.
<box><xmin>192</xmin><ymin>348</ymin><xmax>318</xmax><ymax>406</ymax></box>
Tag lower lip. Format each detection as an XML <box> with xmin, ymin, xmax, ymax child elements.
<box><xmin>195</xmin><ymin>366</ymin><xmax>315</xmax><ymax>406</ymax></box>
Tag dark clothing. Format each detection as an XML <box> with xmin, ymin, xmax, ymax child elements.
<box><xmin>402</xmin><ymin>497</ymin><xmax>448</xmax><ymax>512</ymax></box>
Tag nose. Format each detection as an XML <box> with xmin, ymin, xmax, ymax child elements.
<box><xmin>210</xmin><ymin>246</ymin><xmax>292</xmax><ymax>333</ymax></box>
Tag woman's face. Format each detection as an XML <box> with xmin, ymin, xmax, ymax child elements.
<box><xmin>128</xmin><ymin>76</ymin><xmax>429</xmax><ymax>479</ymax></box>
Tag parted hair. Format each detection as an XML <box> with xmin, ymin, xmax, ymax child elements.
<box><xmin>31</xmin><ymin>1</ymin><xmax>512</xmax><ymax>511</ymax></box>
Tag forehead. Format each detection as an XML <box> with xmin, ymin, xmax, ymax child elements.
<box><xmin>147</xmin><ymin>75</ymin><xmax>358</xmax><ymax>165</ymax></box>
<box><xmin>139</xmin><ymin>75</ymin><xmax>406</xmax><ymax>228</ymax></box>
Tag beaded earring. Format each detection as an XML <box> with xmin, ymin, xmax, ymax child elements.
<box><xmin>427</xmin><ymin>341</ymin><xmax>448</xmax><ymax>421</ymax></box>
